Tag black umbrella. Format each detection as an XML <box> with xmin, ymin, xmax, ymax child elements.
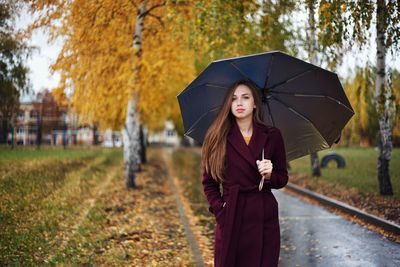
<box><xmin>177</xmin><ymin>51</ymin><xmax>354</xmax><ymax>161</ymax></box>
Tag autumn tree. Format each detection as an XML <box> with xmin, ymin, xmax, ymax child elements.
<box><xmin>342</xmin><ymin>66</ymin><xmax>380</xmax><ymax>146</ymax></box>
<box><xmin>318</xmin><ymin>0</ymin><xmax>400</xmax><ymax>195</ymax></box>
<box><xmin>178</xmin><ymin>0</ymin><xmax>298</xmax><ymax>72</ymax></box>
<box><xmin>0</xmin><ymin>1</ymin><xmax>30</xmax><ymax>145</ymax></box>
<box><xmin>27</xmin><ymin>0</ymin><xmax>194</xmax><ymax>187</ymax></box>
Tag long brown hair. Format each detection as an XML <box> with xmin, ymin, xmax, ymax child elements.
<box><xmin>201</xmin><ymin>80</ymin><xmax>266</xmax><ymax>183</ymax></box>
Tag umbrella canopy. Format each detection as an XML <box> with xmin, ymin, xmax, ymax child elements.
<box><xmin>177</xmin><ymin>51</ymin><xmax>354</xmax><ymax>161</ymax></box>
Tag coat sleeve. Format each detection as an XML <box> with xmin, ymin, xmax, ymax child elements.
<box><xmin>269</xmin><ymin>129</ymin><xmax>289</xmax><ymax>189</ymax></box>
<box><xmin>202</xmin><ymin>168</ymin><xmax>224</xmax><ymax>215</ymax></box>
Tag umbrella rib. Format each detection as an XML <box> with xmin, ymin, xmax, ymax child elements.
<box><xmin>190</xmin><ymin>83</ymin><xmax>229</xmax><ymax>91</ymax></box>
<box><xmin>264</xmin><ymin>99</ymin><xmax>276</xmax><ymax>127</ymax></box>
<box><xmin>269</xmin><ymin>95</ymin><xmax>329</xmax><ymax>144</ymax></box>
<box><xmin>263</xmin><ymin>54</ymin><xmax>274</xmax><ymax>89</ymax></box>
<box><xmin>229</xmin><ymin>61</ymin><xmax>250</xmax><ymax>81</ymax></box>
<box><xmin>268</xmin><ymin>69</ymin><xmax>314</xmax><ymax>90</ymax></box>
<box><xmin>270</xmin><ymin>91</ymin><xmax>354</xmax><ymax>114</ymax></box>
<box><xmin>185</xmin><ymin>106</ymin><xmax>221</xmax><ymax>136</ymax></box>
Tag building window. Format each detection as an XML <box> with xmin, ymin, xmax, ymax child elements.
<box><xmin>166</xmin><ymin>130</ymin><xmax>175</xmax><ymax>137</ymax></box>
<box><xmin>30</xmin><ymin>110</ymin><xmax>38</xmax><ymax>118</ymax></box>
<box><xmin>17</xmin><ymin>128</ymin><xmax>24</xmax><ymax>134</ymax></box>
<box><xmin>18</xmin><ymin>111</ymin><xmax>24</xmax><ymax>119</ymax></box>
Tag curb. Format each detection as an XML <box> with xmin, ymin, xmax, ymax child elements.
<box><xmin>162</xmin><ymin>149</ymin><xmax>205</xmax><ymax>267</ymax></box>
<box><xmin>285</xmin><ymin>182</ymin><xmax>400</xmax><ymax>235</ymax></box>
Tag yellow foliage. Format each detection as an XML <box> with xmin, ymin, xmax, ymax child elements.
<box><xmin>51</xmin><ymin>87</ymin><xmax>68</xmax><ymax>107</ymax></box>
<box><xmin>28</xmin><ymin>0</ymin><xmax>195</xmax><ymax>131</ymax></box>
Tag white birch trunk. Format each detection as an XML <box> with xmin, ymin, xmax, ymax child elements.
<box><xmin>123</xmin><ymin>0</ymin><xmax>148</xmax><ymax>188</ymax></box>
<box><xmin>375</xmin><ymin>0</ymin><xmax>393</xmax><ymax>195</ymax></box>
<box><xmin>307</xmin><ymin>0</ymin><xmax>321</xmax><ymax>177</ymax></box>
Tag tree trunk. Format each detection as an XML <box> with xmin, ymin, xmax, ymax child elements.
<box><xmin>92</xmin><ymin>124</ymin><xmax>98</xmax><ymax>145</ymax></box>
<box><xmin>140</xmin><ymin>125</ymin><xmax>147</xmax><ymax>164</ymax></box>
<box><xmin>123</xmin><ymin>0</ymin><xmax>148</xmax><ymax>188</ymax></box>
<box><xmin>11</xmin><ymin>121</ymin><xmax>15</xmax><ymax>149</ymax></box>
<box><xmin>0</xmin><ymin>117</ymin><xmax>8</xmax><ymax>144</ymax></box>
<box><xmin>307</xmin><ymin>0</ymin><xmax>321</xmax><ymax>177</ymax></box>
<box><xmin>112</xmin><ymin>132</ymin><xmax>116</xmax><ymax>148</ymax></box>
<box><xmin>123</xmin><ymin>97</ymin><xmax>141</xmax><ymax>188</ymax></box>
<box><xmin>62</xmin><ymin>117</ymin><xmax>67</xmax><ymax>149</ymax></box>
<box><xmin>375</xmin><ymin>0</ymin><xmax>393</xmax><ymax>195</ymax></box>
<box><xmin>36</xmin><ymin>116</ymin><xmax>42</xmax><ymax>150</ymax></box>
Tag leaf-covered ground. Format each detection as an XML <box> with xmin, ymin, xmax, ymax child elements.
<box><xmin>49</xmin><ymin>149</ymin><xmax>195</xmax><ymax>266</ymax></box>
<box><xmin>164</xmin><ymin>148</ymin><xmax>215</xmax><ymax>266</ymax></box>
<box><xmin>0</xmin><ymin>147</ymin><xmax>195</xmax><ymax>265</ymax></box>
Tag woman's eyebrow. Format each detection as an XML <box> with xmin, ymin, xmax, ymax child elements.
<box><xmin>233</xmin><ymin>93</ymin><xmax>250</xmax><ymax>97</ymax></box>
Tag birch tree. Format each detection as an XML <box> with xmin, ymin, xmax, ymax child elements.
<box><xmin>306</xmin><ymin>0</ymin><xmax>322</xmax><ymax>177</ymax></box>
<box><xmin>319</xmin><ymin>0</ymin><xmax>400</xmax><ymax>195</ymax></box>
<box><xmin>27</xmin><ymin>0</ymin><xmax>194</xmax><ymax>188</ymax></box>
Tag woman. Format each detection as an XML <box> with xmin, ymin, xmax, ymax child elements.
<box><xmin>201</xmin><ymin>80</ymin><xmax>288</xmax><ymax>267</ymax></box>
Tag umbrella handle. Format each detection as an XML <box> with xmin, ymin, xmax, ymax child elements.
<box><xmin>259</xmin><ymin>178</ymin><xmax>264</xmax><ymax>191</ymax></box>
<box><xmin>259</xmin><ymin>148</ymin><xmax>265</xmax><ymax>191</ymax></box>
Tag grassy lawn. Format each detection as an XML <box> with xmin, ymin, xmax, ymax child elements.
<box><xmin>0</xmin><ymin>145</ymin><xmax>101</xmax><ymax>162</ymax></box>
<box><xmin>289</xmin><ymin>147</ymin><xmax>400</xmax><ymax>198</ymax></box>
<box><xmin>0</xmin><ymin>146</ymin><xmax>122</xmax><ymax>265</ymax></box>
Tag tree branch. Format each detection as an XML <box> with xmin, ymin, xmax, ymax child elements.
<box><xmin>147</xmin><ymin>13</ymin><xmax>165</xmax><ymax>28</ymax></box>
<box><xmin>142</xmin><ymin>2</ymin><xmax>166</xmax><ymax>17</ymax></box>
<box><xmin>128</xmin><ymin>0</ymin><xmax>138</xmax><ymax>9</ymax></box>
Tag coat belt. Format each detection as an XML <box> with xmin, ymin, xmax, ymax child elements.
<box><xmin>219</xmin><ymin>184</ymin><xmax>271</xmax><ymax>267</ymax></box>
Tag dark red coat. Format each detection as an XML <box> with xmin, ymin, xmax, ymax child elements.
<box><xmin>202</xmin><ymin>120</ymin><xmax>288</xmax><ymax>267</ymax></box>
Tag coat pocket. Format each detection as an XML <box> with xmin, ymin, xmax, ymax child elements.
<box><xmin>215</xmin><ymin>202</ymin><xmax>227</xmax><ymax>226</ymax></box>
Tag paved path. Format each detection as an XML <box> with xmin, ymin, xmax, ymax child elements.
<box><xmin>275</xmin><ymin>190</ymin><xmax>400</xmax><ymax>267</ymax></box>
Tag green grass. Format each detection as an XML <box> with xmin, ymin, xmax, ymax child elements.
<box><xmin>289</xmin><ymin>147</ymin><xmax>400</xmax><ymax>198</ymax></box>
<box><xmin>0</xmin><ymin>145</ymin><xmax>102</xmax><ymax>162</ymax></box>
<box><xmin>49</xmin><ymin>202</ymin><xmax>110</xmax><ymax>265</ymax></box>
<box><xmin>0</xmin><ymin>147</ymin><xmax>122</xmax><ymax>265</ymax></box>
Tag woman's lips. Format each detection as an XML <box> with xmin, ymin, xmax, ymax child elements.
<box><xmin>236</xmin><ymin>108</ymin><xmax>245</xmax><ymax>113</ymax></box>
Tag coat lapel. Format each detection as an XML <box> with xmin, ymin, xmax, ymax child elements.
<box><xmin>248</xmin><ymin>123</ymin><xmax>270</xmax><ymax>160</ymax></box>
<box><xmin>227</xmin><ymin>120</ymin><xmax>270</xmax><ymax>168</ymax></box>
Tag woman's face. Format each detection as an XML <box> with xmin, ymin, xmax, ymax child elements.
<box><xmin>231</xmin><ymin>84</ymin><xmax>256</xmax><ymax>120</ymax></box>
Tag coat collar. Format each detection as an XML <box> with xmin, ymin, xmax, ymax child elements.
<box><xmin>227</xmin><ymin>119</ymin><xmax>270</xmax><ymax>168</ymax></box>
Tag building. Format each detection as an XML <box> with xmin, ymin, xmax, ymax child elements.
<box><xmin>10</xmin><ymin>90</ymin><xmax>68</xmax><ymax>145</ymax></box>
<box><xmin>148</xmin><ymin>120</ymin><xmax>180</xmax><ymax>146</ymax></box>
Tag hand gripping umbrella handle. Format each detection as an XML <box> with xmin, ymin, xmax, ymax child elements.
<box><xmin>259</xmin><ymin>148</ymin><xmax>265</xmax><ymax>191</ymax></box>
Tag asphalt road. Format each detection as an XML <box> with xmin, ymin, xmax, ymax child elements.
<box><xmin>275</xmin><ymin>190</ymin><xmax>400</xmax><ymax>267</ymax></box>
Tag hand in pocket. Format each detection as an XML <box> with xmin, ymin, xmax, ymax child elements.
<box><xmin>215</xmin><ymin>202</ymin><xmax>226</xmax><ymax>225</ymax></box>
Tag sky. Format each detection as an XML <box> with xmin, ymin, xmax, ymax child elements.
<box><xmin>17</xmin><ymin>7</ymin><xmax>400</xmax><ymax>95</ymax></box>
